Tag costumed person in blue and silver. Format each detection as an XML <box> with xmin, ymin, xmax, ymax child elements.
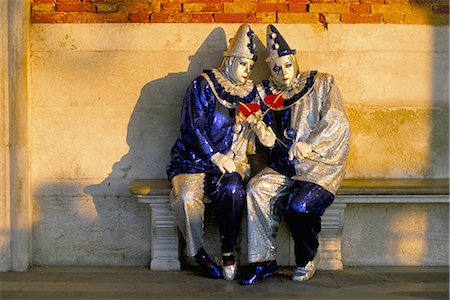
<box><xmin>166</xmin><ymin>24</ymin><xmax>276</xmax><ymax>281</ymax></box>
<box><xmin>239</xmin><ymin>25</ymin><xmax>350</xmax><ymax>285</ymax></box>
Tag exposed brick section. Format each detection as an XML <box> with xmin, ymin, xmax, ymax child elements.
<box><xmin>350</xmin><ymin>4</ymin><xmax>371</xmax><ymax>14</ymax></box>
<box><xmin>31</xmin><ymin>12</ymin><xmax>65</xmax><ymax>23</ymax></box>
<box><xmin>119</xmin><ymin>4</ymin><xmax>153</xmax><ymax>13</ymax></box>
<box><xmin>32</xmin><ymin>3</ymin><xmax>55</xmax><ymax>12</ymax></box>
<box><xmin>150</xmin><ymin>13</ymin><xmax>169</xmax><ymax>23</ymax></box>
<box><xmin>56</xmin><ymin>2</ymin><xmax>96</xmax><ymax>13</ymax></box>
<box><xmin>256</xmin><ymin>3</ymin><xmax>288</xmax><ymax>12</ymax></box>
<box><xmin>86</xmin><ymin>12</ymin><xmax>129</xmax><ymax>22</ymax></box>
<box><xmin>262</xmin><ymin>0</ymin><xmax>288</xmax><ymax>3</ymax></box>
<box><xmin>359</xmin><ymin>0</ymin><xmax>384</xmax><ymax>4</ymax></box>
<box><xmin>33</xmin><ymin>0</ymin><xmax>56</xmax><ymax>3</ymax></box>
<box><xmin>129</xmin><ymin>9</ymin><xmax>151</xmax><ymax>22</ymax></box>
<box><xmin>256</xmin><ymin>12</ymin><xmax>277</xmax><ymax>22</ymax></box>
<box><xmin>288</xmin><ymin>3</ymin><xmax>308</xmax><ymax>12</ymax></box>
<box><xmin>224</xmin><ymin>3</ymin><xmax>258</xmax><ymax>13</ymax></box>
<box><xmin>151</xmin><ymin>12</ymin><xmax>192</xmax><ymax>22</ymax></box>
<box><xmin>321</xmin><ymin>12</ymin><xmax>341</xmax><ymax>22</ymax></box>
<box><xmin>335</xmin><ymin>0</ymin><xmax>360</xmax><ymax>3</ymax></box>
<box><xmin>64</xmin><ymin>12</ymin><xmax>88</xmax><ymax>23</ymax></box>
<box><xmin>309</xmin><ymin>3</ymin><xmax>350</xmax><ymax>13</ymax></box>
<box><xmin>161</xmin><ymin>3</ymin><xmax>182</xmax><ymax>13</ymax></box>
<box><xmin>372</xmin><ymin>3</ymin><xmax>412</xmax><ymax>13</ymax></box>
<box><xmin>310</xmin><ymin>0</ymin><xmax>334</xmax><ymax>3</ymax></box>
<box><xmin>96</xmin><ymin>3</ymin><xmax>119</xmax><ymax>13</ymax></box>
<box><xmin>278</xmin><ymin>12</ymin><xmax>319</xmax><ymax>22</ymax></box>
<box><xmin>182</xmin><ymin>0</ymin><xmax>233</xmax><ymax>2</ymax></box>
<box><xmin>183</xmin><ymin>3</ymin><xmax>223</xmax><ymax>13</ymax></box>
<box><xmin>214</xmin><ymin>13</ymin><xmax>257</xmax><ymax>23</ymax></box>
<box><xmin>387</xmin><ymin>0</ymin><xmax>410</xmax><ymax>3</ymax></box>
<box><xmin>383</xmin><ymin>12</ymin><xmax>405</xmax><ymax>22</ymax></box>
<box><xmin>404</xmin><ymin>12</ymin><xmax>449</xmax><ymax>24</ymax></box>
<box><xmin>192</xmin><ymin>13</ymin><xmax>214</xmax><ymax>22</ymax></box>
<box><xmin>342</xmin><ymin>12</ymin><xmax>383</xmax><ymax>22</ymax></box>
<box><xmin>30</xmin><ymin>0</ymin><xmax>449</xmax><ymax>24</ymax></box>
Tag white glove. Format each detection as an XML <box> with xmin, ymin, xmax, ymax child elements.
<box><xmin>211</xmin><ymin>152</ymin><xmax>236</xmax><ymax>174</ymax></box>
<box><xmin>255</xmin><ymin>123</ymin><xmax>276</xmax><ymax>148</ymax></box>
<box><xmin>246</xmin><ymin>115</ymin><xmax>276</xmax><ymax>148</ymax></box>
<box><xmin>288</xmin><ymin>141</ymin><xmax>312</xmax><ymax>161</ymax></box>
<box><xmin>246</xmin><ymin>114</ymin><xmax>259</xmax><ymax>127</ymax></box>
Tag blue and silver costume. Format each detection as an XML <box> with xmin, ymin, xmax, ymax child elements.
<box><xmin>167</xmin><ymin>68</ymin><xmax>260</xmax><ymax>256</ymax></box>
<box><xmin>247</xmin><ymin>70</ymin><xmax>350</xmax><ymax>267</ymax></box>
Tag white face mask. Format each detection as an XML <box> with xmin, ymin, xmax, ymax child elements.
<box><xmin>230</xmin><ymin>57</ymin><xmax>254</xmax><ymax>85</ymax></box>
<box><xmin>269</xmin><ymin>55</ymin><xmax>298</xmax><ymax>87</ymax></box>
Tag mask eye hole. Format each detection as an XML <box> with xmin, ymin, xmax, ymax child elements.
<box><xmin>272</xmin><ymin>64</ymin><xmax>282</xmax><ymax>75</ymax></box>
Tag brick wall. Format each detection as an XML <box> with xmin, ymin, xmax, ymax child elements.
<box><xmin>31</xmin><ymin>0</ymin><xmax>449</xmax><ymax>24</ymax></box>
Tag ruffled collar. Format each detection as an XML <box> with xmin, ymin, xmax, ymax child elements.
<box><xmin>201</xmin><ymin>69</ymin><xmax>258</xmax><ymax>109</ymax></box>
<box><xmin>262</xmin><ymin>70</ymin><xmax>317</xmax><ymax>109</ymax></box>
<box><xmin>267</xmin><ymin>71</ymin><xmax>313</xmax><ymax>100</ymax></box>
<box><xmin>212</xmin><ymin>68</ymin><xmax>254</xmax><ymax>98</ymax></box>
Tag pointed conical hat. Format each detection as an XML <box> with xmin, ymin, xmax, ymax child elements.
<box><xmin>223</xmin><ymin>23</ymin><xmax>257</xmax><ymax>61</ymax></box>
<box><xmin>266</xmin><ymin>24</ymin><xmax>296</xmax><ymax>61</ymax></box>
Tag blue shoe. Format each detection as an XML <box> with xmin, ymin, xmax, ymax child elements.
<box><xmin>239</xmin><ymin>260</ymin><xmax>278</xmax><ymax>285</ymax></box>
<box><xmin>195</xmin><ymin>252</ymin><xmax>222</xmax><ymax>279</ymax></box>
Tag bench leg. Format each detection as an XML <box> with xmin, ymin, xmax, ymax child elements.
<box><xmin>318</xmin><ymin>203</ymin><xmax>346</xmax><ymax>270</ymax></box>
<box><xmin>146</xmin><ymin>196</ymin><xmax>181</xmax><ymax>270</ymax></box>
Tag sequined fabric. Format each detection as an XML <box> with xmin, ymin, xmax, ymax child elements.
<box><xmin>259</xmin><ymin>71</ymin><xmax>350</xmax><ymax>194</ymax></box>
<box><xmin>170</xmin><ymin>173</ymin><xmax>206</xmax><ymax>257</ymax></box>
<box><xmin>247</xmin><ymin>71</ymin><xmax>348</xmax><ymax>264</ymax></box>
<box><xmin>247</xmin><ymin>168</ymin><xmax>294</xmax><ymax>263</ymax></box>
<box><xmin>167</xmin><ymin>69</ymin><xmax>259</xmax><ymax>181</ymax></box>
<box><xmin>246</xmin><ymin>167</ymin><xmax>334</xmax><ymax>264</ymax></box>
<box><xmin>167</xmin><ymin>67</ymin><xmax>260</xmax><ymax>257</ymax></box>
<box><xmin>171</xmin><ymin>172</ymin><xmax>246</xmax><ymax>257</ymax></box>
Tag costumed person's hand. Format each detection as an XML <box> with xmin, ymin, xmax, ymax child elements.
<box><xmin>211</xmin><ymin>152</ymin><xmax>236</xmax><ymax>174</ymax></box>
<box><xmin>246</xmin><ymin>114</ymin><xmax>259</xmax><ymax>127</ymax></box>
<box><xmin>254</xmin><ymin>122</ymin><xmax>276</xmax><ymax>148</ymax></box>
<box><xmin>288</xmin><ymin>141</ymin><xmax>312</xmax><ymax>161</ymax></box>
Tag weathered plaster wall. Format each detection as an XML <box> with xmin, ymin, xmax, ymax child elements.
<box><xmin>29</xmin><ymin>24</ymin><xmax>449</xmax><ymax>266</ymax></box>
<box><xmin>343</xmin><ymin>203</ymin><xmax>449</xmax><ymax>266</ymax></box>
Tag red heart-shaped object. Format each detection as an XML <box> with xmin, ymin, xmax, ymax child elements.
<box><xmin>264</xmin><ymin>93</ymin><xmax>284</xmax><ymax>109</ymax></box>
<box><xmin>238</xmin><ymin>102</ymin><xmax>261</xmax><ymax>118</ymax></box>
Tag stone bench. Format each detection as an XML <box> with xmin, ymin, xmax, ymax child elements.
<box><xmin>128</xmin><ymin>178</ymin><xmax>449</xmax><ymax>271</ymax></box>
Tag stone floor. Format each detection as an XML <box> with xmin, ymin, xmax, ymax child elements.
<box><xmin>0</xmin><ymin>266</ymin><xmax>448</xmax><ymax>299</ymax></box>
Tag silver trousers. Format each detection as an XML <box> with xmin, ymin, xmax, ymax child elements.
<box><xmin>246</xmin><ymin>167</ymin><xmax>296</xmax><ymax>263</ymax></box>
<box><xmin>170</xmin><ymin>173</ymin><xmax>206</xmax><ymax>257</ymax></box>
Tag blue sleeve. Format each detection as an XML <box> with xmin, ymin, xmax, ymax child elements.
<box><xmin>179</xmin><ymin>78</ymin><xmax>217</xmax><ymax>159</ymax></box>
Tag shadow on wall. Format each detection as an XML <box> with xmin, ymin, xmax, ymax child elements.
<box><xmin>424</xmin><ymin>21</ymin><xmax>449</xmax><ymax>266</ymax></box>
<box><xmin>80</xmin><ymin>28</ymin><xmax>230</xmax><ymax>265</ymax></box>
<box><xmin>86</xmin><ymin>27</ymin><xmax>228</xmax><ymax>185</ymax></box>
<box><xmin>32</xmin><ymin>182</ymin><xmax>150</xmax><ymax>265</ymax></box>
<box><xmin>381</xmin><ymin>25</ymin><xmax>449</xmax><ymax>267</ymax></box>
<box><xmin>80</xmin><ymin>26</ymin><xmax>270</xmax><ymax>265</ymax></box>
<box><xmin>430</xmin><ymin>27</ymin><xmax>449</xmax><ymax>177</ymax></box>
